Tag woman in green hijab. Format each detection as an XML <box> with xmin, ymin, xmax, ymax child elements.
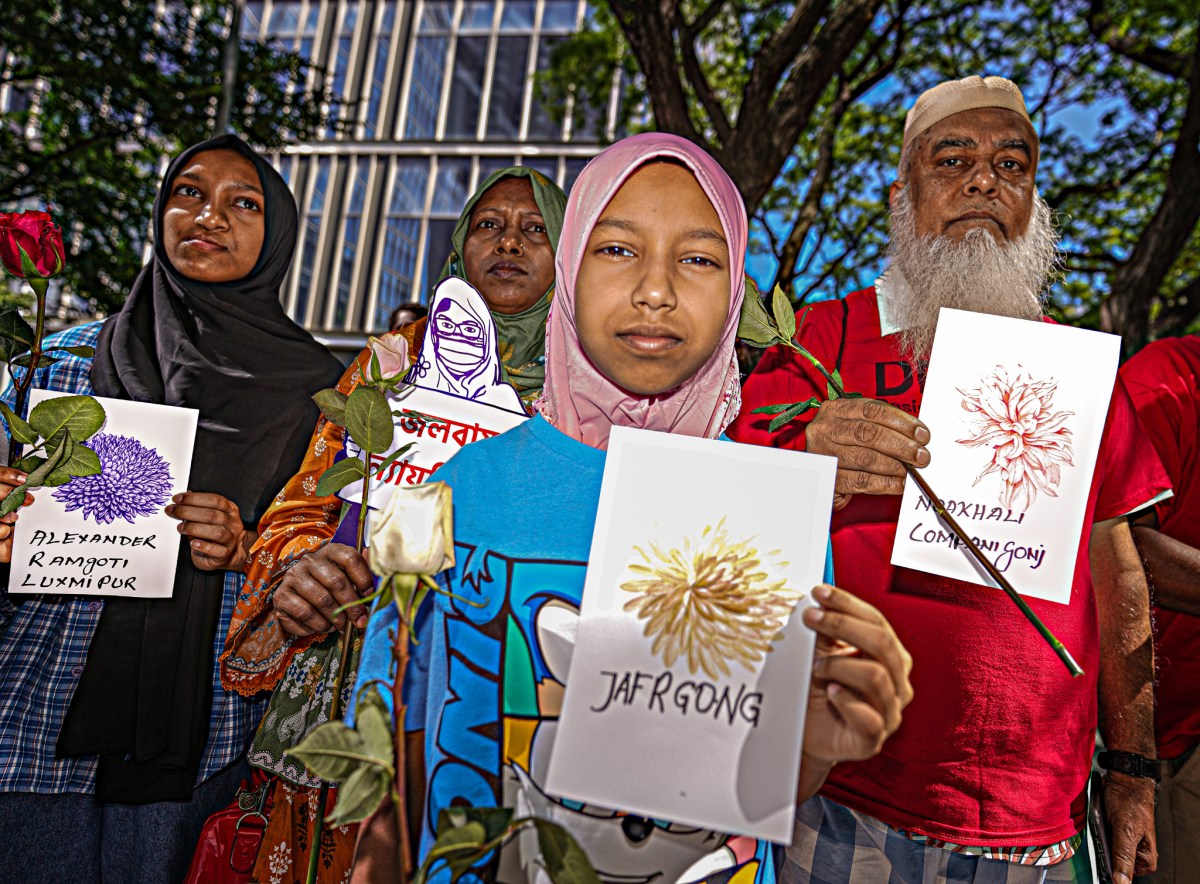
<box><xmin>402</xmin><ymin>166</ymin><xmax>566</xmax><ymax>409</ymax></box>
<box><xmin>219</xmin><ymin>166</ymin><xmax>567</xmax><ymax>883</ymax></box>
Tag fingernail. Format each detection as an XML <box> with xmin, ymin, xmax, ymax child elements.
<box><xmin>816</xmin><ymin>585</ymin><xmax>833</xmax><ymax>601</ymax></box>
<box><xmin>914</xmin><ymin>426</ymin><xmax>930</xmax><ymax>444</ymax></box>
<box><xmin>916</xmin><ymin>447</ymin><xmax>930</xmax><ymax>467</ymax></box>
<box><xmin>806</xmin><ymin>607</ymin><xmax>825</xmax><ymax>623</ymax></box>
<box><xmin>1114</xmin><ymin>874</ymin><xmax>1130</xmax><ymax>884</ymax></box>
<box><xmin>828</xmin><ymin>683</ymin><xmax>842</xmax><ymax>698</ymax></box>
<box><xmin>356</xmin><ymin>615</ymin><xmax>368</xmax><ymax>628</ymax></box>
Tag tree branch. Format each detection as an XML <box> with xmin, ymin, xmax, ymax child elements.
<box><xmin>1102</xmin><ymin>33</ymin><xmax>1200</xmax><ymax>349</ymax></box>
<box><xmin>1087</xmin><ymin>0</ymin><xmax>1191</xmax><ymax>79</ymax></box>
<box><xmin>608</xmin><ymin>0</ymin><xmax>701</xmax><ymax>143</ymax></box>
<box><xmin>727</xmin><ymin>0</ymin><xmax>887</xmax><ymax>207</ymax></box>
<box><xmin>675</xmin><ymin>2</ymin><xmax>734</xmax><ymax>145</ymax></box>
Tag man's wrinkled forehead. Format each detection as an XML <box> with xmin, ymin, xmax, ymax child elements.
<box><xmin>917</xmin><ymin>107</ymin><xmax>1039</xmax><ymax>165</ymax></box>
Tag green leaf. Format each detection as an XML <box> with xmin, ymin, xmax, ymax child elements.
<box><xmin>533</xmin><ymin>819</ymin><xmax>601</xmax><ymax>884</ymax></box>
<box><xmin>314</xmin><ymin>456</ymin><xmax>367</xmax><ymax>497</ymax></box>
<box><xmin>11</xmin><ymin>352</ymin><xmax>60</xmax><ymax>369</ymax></box>
<box><xmin>45</xmin><ymin>345</ymin><xmax>95</xmax><ymax>358</ymax></box>
<box><xmin>1</xmin><ymin>433</ymin><xmax>70</xmax><ymax>513</ymax></box>
<box><xmin>736</xmin><ymin>285</ymin><xmax>783</xmax><ymax>348</ymax></box>
<box><xmin>355</xmin><ymin>687</ymin><xmax>395</xmax><ymax>763</ymax></box>
<box><xmin>0</xmin><ymin>486</ymin><xmax>29</xmax><ymax>515</ymax></box>
<box><xmin>428</xmin><ymin>820</ymin><xmax>489</xmax><ymax>881</ymax></box>
<box><xmin>313</xmin><ymin>388</ymin><xmax>349</xmax><ymax>426</ymax></box>
<box><xmin>28</xmin><ymin>395</ymin><xmax>105</xmax><ymax>443</ymax></box>
<box><xmin>326</xmin><ymin>765</ymin><xmax>390</xmax><ymax>826</ymax></box>
<box><xmin>0</xmin><ymin>402</ymin><xmax>38</xmax><ymax>446</ymax></box>
<box><xmin>771</xmin><ymin>285</ymin><xmax>796</xmax><ymax>344</ymax></box>
<box><xmin>370</xmin><ymin>441</ymin><xmax>416</xmax><ymax>479</ymax></box>
<box><xmin>17</xmin><ymin>243</ymin><xmax>41</xmax><ymax>281</ymax></box>
<box><xmin>767</xmin><ymin>398</ymin><xmax>822</xmax><ymax>432</ymax></box>
<box><xmin>40</xmin><ymin>434</ymin><xmax>75</xmax><ymax>485</ymax></box>
<box><xmin>434</xmin><ymin>806</ymin><xmax>513</xmax><ymax>844</ymax></box>
<box><xmin>344</xmin><ymin>385</ymin><xmax>394</xmax><ymax>455</ymax></box>
<box><xmin>750</xmin><ymin>402</ymin><xmax>799</xmax><ymax>415</ymax></box>
<box><xmin>0</xmin><ymin>309</ymin><xmax>35</xmax><ymax>362</ymax></box>
<box><xmin>46</xmin><ymin>440</ymin><xmax>102</xmax><ymax>486</ymax></box>
<box><xmin>287</xmin><ymin>721</ymin><xmax>371</xmax><ymax>783</ymax></box>
<box><xmin>13</xmin><ymin>454</ymin><xmax>42</xmax><ymax>472</ymax></box>
<box><xmin>25</xmin><ymin>432</ymin><xmax>69</xmax><ymax>486</ymax></box>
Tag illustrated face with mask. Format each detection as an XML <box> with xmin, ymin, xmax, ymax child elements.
<box><xmin>431</xmin><ymin>299</ymin><xmax>487</xmax><ymax>377</ymax></box>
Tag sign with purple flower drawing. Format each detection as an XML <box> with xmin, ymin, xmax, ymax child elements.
<box><xmin>10</xmin><ymin>391</ymin><xmax>198</xmax><ymax>598</ymax></box>
<box><xmin>890</xmin><ymin>308</ymin><xmax>1121</xmax><ymax>605</ymax></box>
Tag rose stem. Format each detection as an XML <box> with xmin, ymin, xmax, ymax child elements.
<box><xmin>9</xmin><ymin>278</ymin><xmax>48</xmax><ymax>465</ymax></box>
<box><xmin>306</xmin><ymin>468</ymin><xmax>373</xmax><ymax>884</ymax></box>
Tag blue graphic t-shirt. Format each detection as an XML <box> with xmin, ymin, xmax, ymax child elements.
<box><xmin>394</xmin><ymin>416</ymin><xmax>829</xmax><ymax>883</ymax></box>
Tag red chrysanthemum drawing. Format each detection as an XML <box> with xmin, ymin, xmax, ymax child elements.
<box><xmin>956</xmin><ymin>365</ymin><xmax>1075</xmax><ymax>512</ymax></box>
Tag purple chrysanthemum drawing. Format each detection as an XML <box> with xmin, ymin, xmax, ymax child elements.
<box><xmin>52</xmin><ymin>433</ymin><xmax>174</xmax><ymax>524</ymax></box>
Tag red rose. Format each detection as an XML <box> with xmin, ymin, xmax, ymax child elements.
<box><xmin>0</xmin><ymin>210</ymin><xmax>66</xmax><ymax>279</ymax></box>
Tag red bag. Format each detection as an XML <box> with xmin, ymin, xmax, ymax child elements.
<box><xmin>184</xmin><ymin>769</ymin><xmax>274</xmax><ymax>884</ymax></box>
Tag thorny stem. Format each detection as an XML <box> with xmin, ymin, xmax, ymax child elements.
<box><xmin>307</xmin><ymin>475</ymin><xmax>371</xmax><ymax>884</ymax></box>
<box><xmin>816</xmin><ymin>363</ymin><xmax>1082</xmax><ymax>678</ymax></box>
<box><xmin>392</xmin><ymin>621</ymin><xmax>414</xmax><ymax>878</ymax></box>
<box><xmin>9</xmin><ymin>278</ymin><xmax>47</xmax><ymax>466</ymax></box>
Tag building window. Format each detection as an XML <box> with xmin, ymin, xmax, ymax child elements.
<box><xmin>444</xmin><ymin>35</ymin><xmax>488</xmax><ymax>139</ymax></box>
<box><xmin>334</xmin><ymin>159</ymin><xmax>370</xmax><ymax>326</ymax></box>
<box><xmin>295</xmin><ymin>156</ymin><xmax>330</xmax><ymax>324</ymax></box>
<box><xmin>364</xmin><ymin>4</ymin><xmax>397</xmax><ymax>138</ymax></box>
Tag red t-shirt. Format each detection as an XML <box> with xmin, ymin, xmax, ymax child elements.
<box><xmin>1120</xmin><ymin>336</ymin><xmax>1200</xmax><ymax>759</ymax></box>
<box><xmin>730</xmin><ymin>286</ymin><xmax>1169</xmax><ymax>846</ymax></box>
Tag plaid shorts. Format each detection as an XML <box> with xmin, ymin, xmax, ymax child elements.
<box><xmin>780</xmin><ymin>796</ymin><xmax>1092</xmax><ymax>884</ymax></box>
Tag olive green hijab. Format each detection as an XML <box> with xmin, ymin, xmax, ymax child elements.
<box><xmin>436</xmin><ymin>166</ymin><xmax>567</xmax><ymax>407</ymax></box>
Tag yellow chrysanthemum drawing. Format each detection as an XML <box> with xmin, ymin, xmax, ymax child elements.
<box><xmin>620</xmin><ymin>520</ymin><xmax>800</xmax><ymax>680</ymax></box>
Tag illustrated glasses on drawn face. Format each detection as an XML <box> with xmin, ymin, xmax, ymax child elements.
<box><xmin>433</xmin><ymin>300</ymin><xmax>487</xmax><ymax>371</ymax></box>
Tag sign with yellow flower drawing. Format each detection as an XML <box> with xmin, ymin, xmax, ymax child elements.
<box><xmin>891</xmin><ymin>308</ymin><xmax>1121</xmax><ymax>605</ymax></box>
<box><xmin>544</xmin><ymin>426</ymin><xmax>836</xmax><ymax>843</ymax></box>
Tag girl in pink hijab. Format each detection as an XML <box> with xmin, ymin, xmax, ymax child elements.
<box><xmin>404</xmin><ymin>133</ymin><xmax>912</xmax><ymax>884</ymax></box>
<box><xmin>538</xmin><ymin>132</ymin><xmax>746</xmax><ymax>447</ymax></box>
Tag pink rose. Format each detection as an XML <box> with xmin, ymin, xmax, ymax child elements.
<box><xmin>368</xmin><ymin>332</ymin><xmax>410</xmax><ymax>380</ymax></box>
<box><xmin>0</xmin><ymin>210</ymin><xmax>65</xmax><ymax>279</ymax></box>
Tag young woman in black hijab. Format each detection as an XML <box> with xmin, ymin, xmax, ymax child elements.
<box><xmin>0</xmin><ymin>134</ymin><xmax>344</xmax><ymax>882</ymax></box>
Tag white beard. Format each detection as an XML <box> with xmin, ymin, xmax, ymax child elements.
<box><xmin>882</xmin><ymin>187</ymin><xmax>1059</xmax><ymax>361</ymax></box>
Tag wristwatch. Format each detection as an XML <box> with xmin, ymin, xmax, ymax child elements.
<box><xmin>1097</xmin><ymin>750</ymin><xmax>1161</xmax><ymax>781</ymax></box>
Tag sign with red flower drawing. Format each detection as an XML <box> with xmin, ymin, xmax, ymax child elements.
<box><xmin>891</xmin><ymin>309</ymin><xmax>1121</xmax><ymax>605</ymax></box>
<box><xmin>545</xmin><ymin>427</ymin><xmax>836</xmax><ymax>843</ymax></box>
<box><xmin>10</xmin><ymin>391</ymin><xmax>198</xmax><ymax>598</ymax></box>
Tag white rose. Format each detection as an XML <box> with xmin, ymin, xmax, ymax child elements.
<box><xmin>369</xmin><ymin>481</ymin><xmax>455</xmax><ymax>576</ymax></box>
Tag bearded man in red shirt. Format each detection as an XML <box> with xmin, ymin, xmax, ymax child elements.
<box><xmin>731</xmin><ymin>76</ymin><xmax>1169</xmax><ymax>884</ymax></box>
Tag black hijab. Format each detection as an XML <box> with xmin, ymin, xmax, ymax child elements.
<box><xmin>56</xmin><ymin>134</ymin><xmax>344</xmax><ymax>803</ymax></box>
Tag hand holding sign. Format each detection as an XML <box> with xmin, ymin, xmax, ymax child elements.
<box><xmin>0</xmin><ymin>465</ymin><xmax>32</xmax><ymax>560</ymax></box>
<box><xmin>798</xmin><ymin>584</ymin><xmax>914</xmax><ymax>798</ymax></box>
<box><xmin>164</xmin><ymin>491</ymin><xmax>253</xmax><ymax>572</ymax></box>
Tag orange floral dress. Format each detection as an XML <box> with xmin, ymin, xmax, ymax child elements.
<box><xmin>220</xmin><ymin>324</ymin><xmax>425</xmax><ymax>883</ymax></box>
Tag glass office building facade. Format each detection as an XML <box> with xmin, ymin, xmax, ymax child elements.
<box><xmin>243</xmin><ymin>0</ymin><xmax>617</xmax><ymax>347</ymax></box>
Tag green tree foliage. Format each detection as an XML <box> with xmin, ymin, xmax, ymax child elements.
<box><xmin>0</xmin><ymin>1</ymin><xmax>341</xmax><ymax>314</ymax></box>
<box><xmin>544</xmin><ymin>0</ymin><xmax>1200</xmax><ymax>351</ymax></box>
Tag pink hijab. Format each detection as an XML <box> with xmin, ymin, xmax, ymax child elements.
<box><xmin>537</xmin><ymin>133</ymin><xmax>747</xmax><ymax>449</ymax></box>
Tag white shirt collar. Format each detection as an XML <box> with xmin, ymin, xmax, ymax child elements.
<box><xmin>875</xmin><ymin>272</ymin><xmax>904</xmax><ymax>337</ymax></box>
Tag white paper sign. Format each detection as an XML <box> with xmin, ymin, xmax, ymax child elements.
<box><xmin>339</xmin><ymin>384</ymin><xmax>526</xmax><ymax>511</ymax></box>
<box><xmin>10</xmin><ymin>392</ymin><xmax>198</xmax><ymax>598</ymax></box>
<box><xmin>890</xmin><ymin>308</ymin><xmax>1120</xmax><ymax>604</ymax></box>
<box><xmin>545</xmin><ymin>426</ymin><xmax>836</xmax><ymax>843</ymax></box>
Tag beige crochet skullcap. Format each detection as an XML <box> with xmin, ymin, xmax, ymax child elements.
<box><xmin>902</xmin><ymin>76</ymin><xmax>1032</xmax><ymax>154</ymax></box>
